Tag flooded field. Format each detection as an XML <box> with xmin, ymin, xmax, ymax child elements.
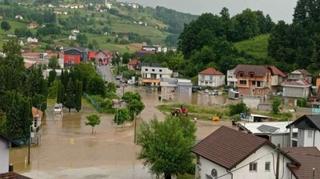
<box><xmin>10</xmin><ymin>86</ymin><xmax>232</xmax><ymax>178</ymax></box>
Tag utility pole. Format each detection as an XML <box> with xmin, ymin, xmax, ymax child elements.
<box><xmin>133</xmin><ymin>113</ymin><xmax>137</xmax><ymax>144</ymax></box>
<box><xmin>27</xmin><ymin>125</ymin><xmax>31</xmax><ymax>165</ymax></box>
<box><xmin>275</xmin><ymin>144</ymin><xmax>280</xmax><ymax>179</ymax></box>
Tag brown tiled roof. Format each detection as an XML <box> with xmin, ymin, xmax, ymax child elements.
<box><xmin>268</xmin><ymin>66</ymin><xmax>287</xmax><ymax>77</ymax></box>
<box><xmin>282</xmin><ymin>147</ymin><xmax>320</xmax><ymax>179</ymax></box>
<box><xmin>192</xmin><ymin>126</ymin><xmax>269</xmax><ymax>169</ymax></box>
<box><xmin>234</xmin><ymin>64</ymin><xmax>269</xmax><ymax>77</ymax></box>
<box><xmin>0</xmin><ymin>172</ymin><xmax>31</xmax><ymax>179</ymax></box>
<box><xmin>199</xmin><ymin>67</ymin><xmax>224</xmax><ymax>76</ymax></box>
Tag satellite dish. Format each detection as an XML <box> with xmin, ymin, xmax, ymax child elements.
<box><xmin>211</xmin><ymin>169</ymin><xmax>218</xmax><ymax>177</ymax></box>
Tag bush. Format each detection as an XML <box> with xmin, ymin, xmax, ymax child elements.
<box><xmin>272</xmin><ymin>97</ymin><xmax>281</xmax><ymax>114</ymax></box>
<box><xmin>229</xmin><ymin>102</ymin><xmax>249</xmax><ymax>116</ymax></box>
<box><xmin>297</xmin><ymin>98</ymin><xmax>307</xmax><ymax>107</ymax></box>
<box><xmin>114</xmin><ymin>108</ymin><xmax>130</xmax><ymax>125</ymax></box>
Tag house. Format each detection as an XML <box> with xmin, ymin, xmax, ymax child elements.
<box><xmin>198</xmin><ymin>67</ymin><xmax>225</xmax><ymax>88</ymax></box>
<box><xmin>237</xmin><ymin>122</ymin><xmax>298</xmax><ymax>148</ymax></box>
<box><xmin>193</xmin><ymin>126</ymin><xmax>299</xmax><ymax>179</ymax></box>
<box><xmin>141</xmin><ymin>64</ymin><xmax>173</xmax><ymax>86</ymax></box>
<box><xmin>282</xmin><ymin>147</ymin><xmax>320</xmax><ymax>179</ymax></box>
<box><xmin>15</xmin><ymin>15</ymin><xmax>23</xmax><ymax>20</ymax></box>
<box><xmin>160</xmin><ymin>78</ymin><xmax>192</xmax><ymax>101</ymax></box>
<box><xmin>282</xmin><ymin>70</ymin><xmax>311</xmax><ymax>103</ymax></box>
<box><xmin>27</xmin><ymin>37</ymin><xmax>38</xmax><ymax>43</ymax></box>
<box><xmin>68</xmin><ymin>35</ymin><xmax>77</xmax><ymax>40</ymax></box>
<box><xmin>0</xmin><ymin>135</ymin><xmax>10</xmax><ymax>174</ymax></box>
<box><xmin>127</xmin><ymin>59</ymin><xmax>140</xmax><ymax>70</ymax></box>
<box><xmin>287</xmin><ymin>115</ymin><xmax>320</xmax><ymax>149</ymax></box>
<box><xmin>141</xmin><ymin>45</ymin><xmax>158</xmax><ymax>52</ymax></box>
<box><xmin>227</xmin><ymin>68</ymin><xmax>237</xmax><ymax>88</ymax></box>
<box><xmin>233</xmin><ymin>65</ymin><xmax>285</xmax><ymax>96</ymax></box>
<box><xmin>63</xmin><ymin>48</ymin><xmax>88</xmax><ymax>66</ymax></box>
<box><xmin>94</xmin><ymin>50</ymin><xmax>113</xmax><ymax>65</ymax></box>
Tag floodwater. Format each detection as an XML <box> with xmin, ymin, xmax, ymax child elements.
<box><xmin>10</xmin><ymin>86</ymin><xmax>231</xmax><ymax>178</ymax></box>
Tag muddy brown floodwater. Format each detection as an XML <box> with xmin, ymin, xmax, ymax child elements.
<box><xmin>10</xmin><ymin>86</ymin><xmax>232</xmax><ymax>179</ymax></box>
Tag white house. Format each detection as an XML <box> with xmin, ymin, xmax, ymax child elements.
<box><xmin>15</xmin><ymin>15</ymin><xmax>23</xmax><ymax>20</ymax></box>
<box><xmin>227</xmin><ymin>68</ymin><xmax>237</xmax><ymax>88</ymax></box>
<box><xmin>141</xmin><ymin>64</ymin><xmax>172</xmax><ymax>86</ymax></box>
<box><xmin>68</xmin><ymin>35</ymin><xmax>77</xmax><ymax>40</ymax></box>
<box><xmin>198</xmin><ymin>67</ymin><xmax>225</xmax><ymax>88</ymax></box>
<box><xmin>0</xmin><ymin>135</ymin><xmax>10</xmax><ymax>174</ymax></box>
<box><xmin>287</xmin><ymin>115</ymin><xmax>320</xmax><ymax>149</ymax></box>
<box><xmin>237</xmin><ymin>122</ymin><xmax>298</xmax><ymax>148</ymax></box>
<box><xmin>27</xmin><ymin>37</ymin><xmax>38</xmax><ymax>43</ymax></box>
<box><xmin>192</xmin><ymin>126</ymin><xmax>299</xmax><ymax>179</ymax></box>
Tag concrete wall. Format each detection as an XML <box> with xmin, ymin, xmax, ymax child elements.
<box><xmin>0</xmin><ymin>139</ymin><xmax>9</xmax><ymax>173</ymax></box>
<box><xmin>197</xmin><ymin>156</ymin><xmax>231</xmax><ymax>179</ymax></box>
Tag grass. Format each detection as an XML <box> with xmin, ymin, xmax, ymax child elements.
<box><xmin>157</xmin><ymin>103</ymin><xmax>230</xmax><ymax>121</ymax></box>
<box><xmin>234</xmin><ymin>34</ymin><xmax>270</xmax><ymax>59</ymax></box>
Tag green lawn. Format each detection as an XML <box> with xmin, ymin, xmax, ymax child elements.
<box><xmin>234</xmin><ymin>34</ymin><xmax>270</xmax><ymax>59</ymax></box>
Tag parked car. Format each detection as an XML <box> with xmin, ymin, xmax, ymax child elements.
<box><xmin>54</xmin><ymin>103</ymin><xmax>63</xmax><ymax>113</ymax></box>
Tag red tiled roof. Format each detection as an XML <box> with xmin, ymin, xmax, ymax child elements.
<box><xmin>0</xmin><ymin>172</ymin><xmax>31</xmax><ymax>179</ymax></box>
<box><xmin>282</xmin><ymin>80</ymin><xmax>311</xmax><ymax>87</ymax></box>
<box><xmin>282</xmin><ymin>147</ymin><xmax>320</xmax><ymax>179</ymax></box>
<box><xmin>192</xmin><ymin>126</ymin><xmax>269</xmax><ymax>169</ymax></box>
<box><xmin>268</xmin><ymin>66</ymin><xmax>287</xmax><ymax>77</ymax></box>
<box><xmin>128</xmin><ymin>59</ymin><xmax>140</xmax><ymax>65</ymax></box>
<box><xmin>199</xmin><ymin>67</ymin><xmax>224</xmax><ymax>76</ymax></box>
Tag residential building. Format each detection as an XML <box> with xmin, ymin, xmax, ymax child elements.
<box><xmin>198</xmin><ymin>67</ymin><xmax>225</xmax><ymax>88</ymax></box>
<box><xmin>27</xmin><ymin>37</ymin><xmax>38</xmax><ymax>43</ymax></box>
<box><xmin>233</xmin><ymin>65</ymin><xmax>285</xmax><ymax>96</ymax></box>
<box><xmin>227</xmin><ymin>68</ymin><xmax>237</xmax><ymax>88</ymax></box>
<box><xmin>288</xmin><ymin>69</ymin><xmax>312</xmax><ymax>83</ymax></box>
<box><xmin>287</xmin><ymin>115</ymin><xmax>320</xmax><ymax>149</ymax></box>
<box><xmin>127</xmin><ymin>59</ymin><xmax>140</xmax><ymax>71</ymax></box>
<box><xmin>193</xmin><ymin>126</ymin><xmax>299</xmax><ymax>179</ymax></box>
<box><xmin>94</xmin><ymin>50</ymin><xmax>113</xmax><ymax>65</ymax></box>
<box><xmin>282</xmin><ymin>147</ymin><xmax>320</xmax><ymax>179</ymax></box>
<box><xmin>237</xmin><ymin>122</ymin><xmax>298</xmax><ymax>148</ymax></box>
<box><xmin>63</xmin><ymin>48</ymin><xmax>88</xmax><ymax>66</ymax></box>
<box><xmin>0</xmin><ymin>135</ymin><xmax>10</xmax><ymax>174</ymax></box>
<box><xmin>160</xmin><ymin>78</ymin><xmax>192</xmax><ymax>101</ymax></box>
<box><xmin>141</xmin><ymin>64</ymin><xmax>172</xmax><ymax>86</ymax></box>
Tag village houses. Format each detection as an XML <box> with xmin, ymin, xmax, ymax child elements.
<box><xmin>140</xmin><ymin>64</ymin><xmax>173</xmax><ymax>86</ymax></box>
<box><xmin>198</xmin><ymin>67</ymin><xmax>225</xmax><ymax>88</ymax></box>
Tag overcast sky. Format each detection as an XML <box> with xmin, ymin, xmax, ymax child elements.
<box><xmin>125</xmin><ymin>0</ymin><xmax>297</xmax><ymax>23</ymax></box>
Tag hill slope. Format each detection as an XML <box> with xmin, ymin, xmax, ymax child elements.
<box><xmin>234</xmin><ymin>34</ymin><xmax>270</xmax><ymax>59</ymax></box>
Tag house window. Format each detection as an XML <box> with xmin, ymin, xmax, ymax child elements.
<box><xmin>239</xmin><ymin>72</ymin><xmax>244</xmax><ymax>77</ymax></box>
<box><xmin>249</xmin><ymin>162</ymin><xmax>257</xmax><ymax>172</ymax></box>
<box><xmin>240</xmin><ymin>80</ymin><xmax>247</xmax><ymax>85</ymax></box>
<box><xmin>159</xmin><ymin>69</ymin><xmax>163</xmax><ymax>72</ymax></box>
<box><xmin>249</xmin><ymin>72</ymin><xmax>255</xmax><ymax>78</ymax></box>
<box><xmin>152</xmin><ymin>69</ymin><xmax>155</xmax><ymax>72</ymax></box>
<box><xmin>252</xmin><ymin>81</ymin><xmax>256</xmax><ymax>85</ymax></box>
<box><xmin>292</xmin><ymin>140</ymin><xmax>298</xmax><ymax>147</ymax></box>
<box><xmin>257</xmin><ymin>81</ymin><xmax>262</xmax><ymax>87</ymax></box>
<box><xmin>265</xmin><ymin>162</ymin><xmax>271</xmax><ymax>171</ymax></box>
<box><xmin>145</xmin><ymin>69</ymin><xmax>148</xmax><ymax>71</ymax></box>
<box><xmin>308</xmin><ymin>130</ymin><xmax>313</xmax><ymax>138</ymax></box>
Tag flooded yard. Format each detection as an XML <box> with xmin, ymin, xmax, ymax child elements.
<box><xmin>10</xmin><ymin>86</ymin><xmax>232</xmax><ymax>178</ymax></box>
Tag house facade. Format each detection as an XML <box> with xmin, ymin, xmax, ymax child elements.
<box><xmin>94</xmin><ymin>50</ymin><xmax>113</xmax><ymax>65</ymax></box>
<box><xmin>282</xmin><ymin>70</ymin><xmax>311</xmax><ymax>101</ymax></box>
<box><xmin>287</xmin><ymin>115</ymin><xmax>320</xmax><ymax>149</ymax></box>
<box><xmin>127</xmin><ymin>59</ymin><xmax>140</xmax><ymax>71</ymax></box>
<box><xmin>0</xmin><ymin>135</ymin><xmax>10</xmax><ymax>174</ymax></box>
<box><xmin>198</xmin><ymin>67</ymin><xmax>225</xmax><ymax>88</ymax></box>
<box><xmin>227</xmin><ymin>68</ymin><xmax>237</xmax><ymax>88</ymax></box>
<box><xmin>233</xmin><ymin>65</ymin><xmax>285</xmax><ymax>96</ymax></box>
<box><xmin>193</xmin><ymin>126</ymin><xmax>298</xmax><ymax>179</ymax></box>
<box><xmin>141</xmin><ymin>64</ymin><xmax>172</xmax><ymax>86</ymax></box>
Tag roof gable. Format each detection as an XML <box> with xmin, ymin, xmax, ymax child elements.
<box><xmin>199</xmin><ymin>67</ymin><xmax>224</xmax><ymax>76</ymax></box>
<box><xmin>287</xmin><ymin>115</ymin><xmax>320</xmax><ymax>131</ymax></box>
<box><xmin>192</xmin><ymin>126</ymin><xmax>269</xmax><ymax>170</ymax></box>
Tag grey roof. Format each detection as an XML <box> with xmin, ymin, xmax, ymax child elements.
<box><xmin>257</xmin><ymin>125</ymin><xmax>280</xmax><ymax>133</ymax></box>
<box><xmin>287</xmin><ymin>115</ymin><xmax>320</xmax><ymax>130</ymax></box>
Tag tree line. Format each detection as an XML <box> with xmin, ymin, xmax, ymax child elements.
<box><xmin>0</xmin><ymin>40</ymin><xmax>48</xmax><ymax>141</ymax></box>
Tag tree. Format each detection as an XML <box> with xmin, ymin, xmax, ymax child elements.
<box><xmin>86</xmin><ymin>114</ymin><xmax>101</xmax><ymax>134</ymax></box>
<box><xmin>75</xmin><ymin>80</ymin><xmax>82</xmax><ymax>112</ymax></box>
<box><xmin>1</xmin><ymin>21</ymin><xmax>11</xmax><ymax>31</ymax></box>
<box><xmin>48</xmin><ymin>70</ymin><xmax>57</xmax><ymax>86</ymax></box>
<box><xmin>77</xmin><ymin>33</ymin><xmax>88</xmax><ymax>46</ymax></box>
<box><xmin>137</xmin><ymin>117</ymin><xmax>196</xmax><ymax>179</ymax></box>
<box><xmin>56</xmin><ymin>80</ymin><xmax>64</xmax><ymax>104</ymax></box>
<box><xmin>64</xmin><ymin>79</ymin><xmax>75</xmax><ymax>112</ymax></box>
<box><xmin>272</xmin><ymin>97</ymin><xmax>281</xmax><ymax>114</ymax></box>
<box><xmin>229</xmin><ymin>102</ymin><xmax>250</xmax><ymax>116</ymax></box>
<box><xmin>114</xmin><ymin>108</ymin><xmax>130</xmax><ymax>125</ymax></box>
<box><xmin>127</xmin><ymin>99</ymin><xmax>145</xmax><ymax>121</ymax></box>
<box><xmin>122</xmin><ymin>92</ymin><xmax>141</xmax><ymax>103</ymax></box>
<box><xmin>48</xmin><ymin>57</ymin><xmax>60</xmax><ymax>69</ymax></box>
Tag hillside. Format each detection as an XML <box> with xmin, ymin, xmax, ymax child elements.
<box><xmin>234</xmin><ymin>34</ymin><xmax>270</xmax><ymax>59</ymax></box>
<box><xmin>0</xmin><ymin>0</ymin><xmax>198</xmax><ymax>53</ymax></box>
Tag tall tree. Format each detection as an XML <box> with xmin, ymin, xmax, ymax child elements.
<box><xmin>57</xmin><ymin>81</ymin><xmax>64</xmax><ymax>104</ymax></box>
<box><xmin>64</xmin><ymin>79</ymin><xmax>75</xmax><ymax>112</ymax></box>
<box><xmin>75</xmin><ymin>80</ymin><xmax>82</xmax><ymax>112</ymax></box>
<box><xmin>137</xmin><ymin>117</ymin><xmax>196</xmax><ymax>179</ymax></box>
<box><xmin>1</xmin><ymin>21</ymin><xmax>11</xmax><ymax>31</ymax></box>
